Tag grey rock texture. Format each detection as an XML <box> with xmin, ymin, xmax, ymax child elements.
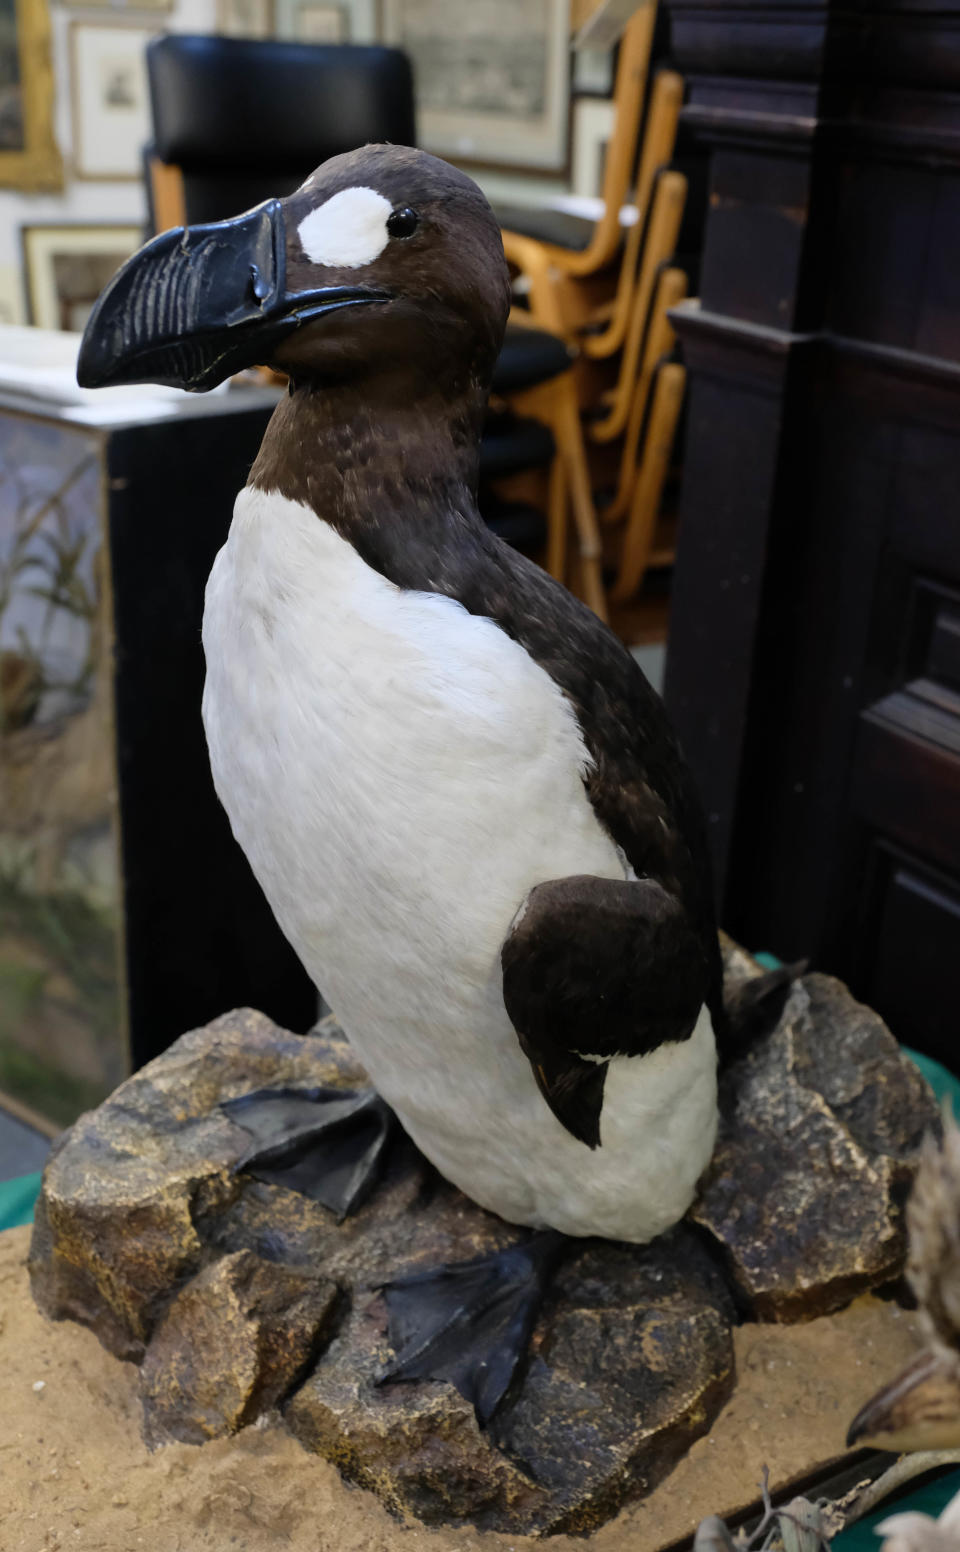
<box><xmin>140</xmin><ymin>1249</ymin><xmax>339</xmax><ymax>1447</ymax></box>
<box><xmin>694</xmin><ymin>961</ymin><xmax>937</xmax><ymax>1320</ymax></box>
<box><xmin>285</xmin><ymin>1231</ymin><xmax>735</xmax><ymax>1534</ymax></box>
<box><xmin>28</xmin><ymin>952</ymin><xmax>938</xmax><ymax>1533</ymax></box>
<box><xmin>29</xmin><ymin>1009</ymin><xmax>357</xmax><ymax>1361</ymax></box>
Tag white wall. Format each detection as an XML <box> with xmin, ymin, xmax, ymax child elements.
<box><xmin>0</xmin><ymin>0</ymin><xmax>568</xmax><ymax>325</ymax></box>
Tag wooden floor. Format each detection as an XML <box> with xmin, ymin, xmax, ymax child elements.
<box><xmin>609</xmin><ymin>576</ymin><xmax>671</xmax><ymax>647</ymax></box>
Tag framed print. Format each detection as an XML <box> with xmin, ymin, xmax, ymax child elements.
<box><xmin>573</xmin><ymin>0</ymin><xmax>637</xmax><ymax>50</ymax></box>
<box><xmin>59</xmin><ymin>0</ymin><xmax>171</xmax><ymax>9</ymax></box>
<box><xmin>381</xmin><ymin>0</ymin><xmax>570</xmax><ymax>173</ymax></box>
<box><xmin>340</xmin><ymin>0</ymin><xmax>376</xmax><ymax>39</ymax></box>
<box><xmin>274</xmin><ymin>0</ymin><xmax>346</xmax><ymax>39</ymax></box>
<box><xmin>70</xmin><ymin>23</ymin><xmax>154</xmax><ymax>181</ymax></box>
<box><xmin>277</xmin><ymin>0</ymin><xmax>377</xmax><ymax>40</ymax></box>
<box><xmin>22</xmin><ymin>223</ymin><xmax>141</xmax><ymax>331</ymax></box>
<box><xmin>0</xmin><ymin>265</ymin><xmax>21</xmax><ymax>323</ymax></box>
<box><xmin>216</xmin><ymin>0</ymin><xmax>273</xmax><ymax>37</ymax></box>
<box><xmin>0</xmin><ymin>0</ymin><xmax>62</xmax><ymax>190</ymax></box>
<box><xmin>572</xmin><ymin>44</ymin><xmax>615</xmax><ymax>98</ymax></box>
<box><xmin>571</xmin><ymin>96</ymin><xmax>614</xmax><ymax>198</ymax></box>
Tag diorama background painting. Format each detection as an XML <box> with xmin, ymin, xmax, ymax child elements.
<box><xmin>0</xmin><ymin>0</ymin><xmax>24</xmax><ymax>153</ymax></box>
<box><xmin>0</xmin><ymin>418</ymin><xmax>124</xmax><ymax>1128</ymax></box>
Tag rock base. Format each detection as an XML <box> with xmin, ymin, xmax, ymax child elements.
<box><xmin>28</xmin><ymin>945</ymin><xmax>938</xmax><ymax>1534</ymax></box>
<box><xmin>0</xmin><ymin>1224</ymin><xmax>928</xmax><ymax>1552</ymax></box>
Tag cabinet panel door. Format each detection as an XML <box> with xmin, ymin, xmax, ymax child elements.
<box><xmin>857</xmin><ymin>845</ymin><xmax>960</xmax><ymax>1070</ymax></box>
<box><xmin>849</xmin><ymin>584</ymin><xmax>960</xmax><ymax>1063</ymax></box>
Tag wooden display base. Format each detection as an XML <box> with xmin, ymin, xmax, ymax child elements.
<box><xmin>0</xmin><ymin>1224</ymin><xmax>923</xmax><ymax>1552</ymax></box>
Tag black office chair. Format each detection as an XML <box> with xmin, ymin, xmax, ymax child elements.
<box><xmin>143</xmin><ymin>35</ymin><xmax>598</xmax><ymax>603</ymax></box>
<box><xmin>145</xmin><ymin>34</ymin><xmax>415</xmax><ymax>229</ymax></box>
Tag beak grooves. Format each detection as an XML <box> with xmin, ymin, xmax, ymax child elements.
<box><xmin>77</xmin><ymin>199</ymin><xmax>389</xmax><ymax>393</ymax></box>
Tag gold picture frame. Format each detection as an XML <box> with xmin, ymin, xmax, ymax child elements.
<box><xmin>215</xmin><ymin>0</ymin><xmax>274</xmax><ymax>38</ymax></box>
<box><xmin>0</xmin><ymin>0</ymin><xmax>63</xmax><ymax>191</ymax></box>
<box><xmin>22</xmin><ymin>222</ymin><xmax>142</xmax><ymax>330</ymax></box>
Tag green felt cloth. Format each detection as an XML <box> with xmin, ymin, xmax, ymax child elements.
<box><xmin>834</xmin><ymin>1470</ymin><xmax>960</xmax><ymax>1548</ymax></box>
<box><xmin>0</xmin><ymin>1169</ymin><xmax>43</xmax><ymax>1231</ymax></box>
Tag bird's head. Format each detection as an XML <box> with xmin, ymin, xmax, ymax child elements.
<box><xmin>77</xmin><ymin>144</ymin><xmax>511</xmax><ymax>396</ymax></box>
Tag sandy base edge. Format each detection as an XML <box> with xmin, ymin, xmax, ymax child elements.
<box><xmin>0</xmin><ymin>1225</ymin><xmax>921</xmax><ymax>1552</ymax></box>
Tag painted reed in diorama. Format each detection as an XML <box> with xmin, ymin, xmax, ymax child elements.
<box><xmin>0</xmin><ymin>418</ymin><xmax>123</xmax><ymax>1126</ymax></box>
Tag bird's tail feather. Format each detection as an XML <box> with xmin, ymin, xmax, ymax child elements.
<box><xmin>716</xmin><ymin>959</ymin><xmax>806</xmax><ymax>1065</ymax></box>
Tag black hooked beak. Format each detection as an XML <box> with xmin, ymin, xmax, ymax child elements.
<box><xmin>76</xmin><ymin>199</ymin><xmax>390</xmax><ymax>393</ymax></box>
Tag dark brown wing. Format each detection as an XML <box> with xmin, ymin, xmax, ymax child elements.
<box><xmin>501</xmin><ymin>874</ymin><xmax>713</xmax><ymax>1147</ymax></box>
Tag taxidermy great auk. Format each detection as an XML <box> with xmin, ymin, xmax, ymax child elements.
<box><xmin>78</xmin><ymin>143</ymin><xmax>791</xmax><ymax>1426</ymax></box>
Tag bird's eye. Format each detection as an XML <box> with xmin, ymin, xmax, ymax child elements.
<box><xmin>386</xmin><ymin>206</ymin><xmax>419</xmax><ymax>240</ymax></box>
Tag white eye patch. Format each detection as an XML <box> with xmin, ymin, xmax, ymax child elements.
<box><xmin>296</xmin><ymin>186</ymin><xmax>393</xmax><ymax>269</ymax></box>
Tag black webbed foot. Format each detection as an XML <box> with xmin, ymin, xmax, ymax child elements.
<box><xmin>221</xmin><ymin>1086</ymin><xmax>394</xmax><ymax>1220</ymax></box>
<box><xmin>377</xmin><ymin>1230</ymin><xmax>567</xmax><ymax>1426</ymax></box>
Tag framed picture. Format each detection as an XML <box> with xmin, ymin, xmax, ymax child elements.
<box><xmin>59</xmin><ymin>0</ymin><xmax>171</xmax><ymax>10</ymax></box>
<box><xmin>380</xmin><ymin>0</ymin><xmax>570</xmax><ymax>173</ymax></box>
<box><xmin>70</xmin><ymin>23</ymin><xmax>154</xmax><ymax>181</ymax></box>
<box><xmin>216</xmin><ymin>0</ymin><xmax>273</xmax><ymax>37</ymax></box>
<box><xmin>273</xmin><ymin>0</ymin><xmax>346</xmax><ymax>39</ymax></box>
<box><xmin>572</xmin><ymin>44</ymin><xmax>615</xmax><ymax>98</ymax></box>
<box><xmin>0</xmin><ymin>0</ymin><xmax>62</xmax><ymax>190</ymax></box>
<box><xmin>22</xmin><ymin>223</ymin><xmax>142</xmax><ymax>332</ymax></box>
<box><xmin>570</xmin><ymin>96</ymin><xmax>614</xmax><ymax>198</ymax></box>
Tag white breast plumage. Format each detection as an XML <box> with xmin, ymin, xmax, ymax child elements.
<box><xmin>201</xmin><ymin>484</ymin><xmax>717</xmax><ymax>1240</ymax></box>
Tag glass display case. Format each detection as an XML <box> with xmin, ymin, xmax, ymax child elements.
<box><xmin>0</xmin><ymin>387</ymin><xmax>317</xmax><ymax>1128</ymax></box>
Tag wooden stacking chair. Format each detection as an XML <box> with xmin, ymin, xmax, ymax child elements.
<box><xmin>497</xmin><ymin>320</ymin><xmax>607</xmax><ymax>621</ymax></box>
<box><xmin>609</xmin><ymin>361</ymin><xmax>686</xmax><ymax>603</ymax></box>
<box><xmin>506</xmin><ymin>210</ymin><xmax>688</xmax><ymax>612</ymax></box>
<box><xmin>601</xmin><ymin>258</ymin><xmax>687</xmax><ymax>604</ymax></box>
<box><xmin>588</xmin><ymin>170</ymin><xmax>688</xmax><ymax>445</ymax></box>
<box><xmin>504</xmin><ymin>66</ymin><xmax>683</xmax><ymax>352</ymax></box>
<box><xmin>604</xmin><ymin>265</ymin><xmax>688</xmax><ymax>524</ymax></box>
<box><xmin>580</xmin><ymin>69</ymin><xmax>684</xmax><ymax>361</ymax></box>
<box><xmin>498</xmin><ymin>6</ymin><xmax>657</xmax><ymax>337</ymax></box>
<box><xmin>496</xmin><ymin>26</ymin><xmax>687</xmax><ymax>621</ymax></box>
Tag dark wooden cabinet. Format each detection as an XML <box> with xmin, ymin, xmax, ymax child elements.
<box><xmin>663</xmin><ymin>0</ymin><xmax>960</xmax><ymax>1066</ymax></box>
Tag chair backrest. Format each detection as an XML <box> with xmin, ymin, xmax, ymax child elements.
<box><xmin>146</xmin><ymin>34</ymin><xmax>416</xmax><ymax>230</ymax></box>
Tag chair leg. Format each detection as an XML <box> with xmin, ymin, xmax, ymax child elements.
<box><xmin>588</xmin><ymin>172</ymin><xmax>688</xmax><ymax>446</ymax></box>
<box><xmin>611</xmin><ymin>363</ymin><xmax>686</xmax><ymax>605</ymax></box>
<box><xmin>554</xmin><ymin>375</ymin><xmax>607</xmax><ymax>623</ymax></box>
<box><xmin>545</xmin><ymin>455</ymin><xmax>568</xmax><ymax>585</ymax></box>
<box><xmin>582</xmin><ymin>71</ymin><xmax>685</xmax><ymax>362</ymax></box>
<box><xmin>501</xmin><ymin>366</ymin><xmax>607</xmax><ymax>622</ymax></box>
<box><xmin>605</xmin><ymin>267</ymin><xmax>687</xmax><ymax>525</ymax></box>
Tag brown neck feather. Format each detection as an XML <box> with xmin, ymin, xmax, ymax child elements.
<box><xmin>249</xmin><ymin>370</ymin><xmax>488</xmax><ymax>537</ymax></box>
